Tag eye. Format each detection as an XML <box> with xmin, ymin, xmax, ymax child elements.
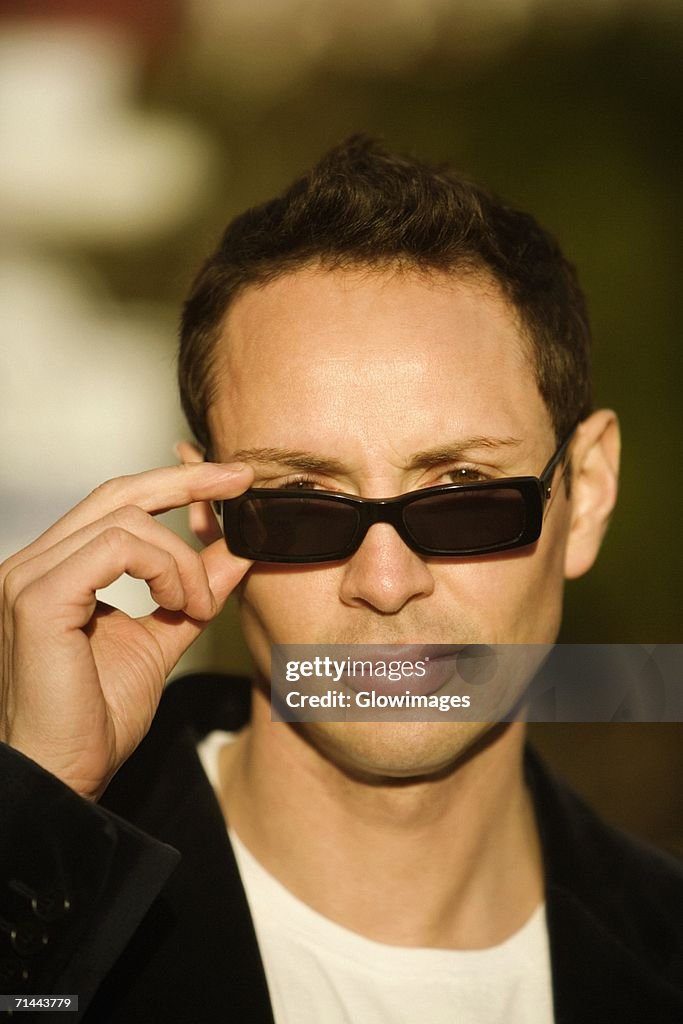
<box><xmin>283</xmin><ymin>474</ymin><xmax>327</xmax><ymax>491</ymax></box>
<box><xmin>255</xmin><ymin>472</ymin><xmax>342</xmax><ymax>492</ymax></box>
<box><xmin>445</xmin><ymin>465</ymin><xmax>491</xmax><ymax>484</ymax></box>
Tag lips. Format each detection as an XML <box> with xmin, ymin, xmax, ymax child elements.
<box><xmin>335</xmin><ymin>644</ymin><xmax>467</xmax><ymax>698</ymax></box>
<box><xmin>361</xmin><ymin>644</ymin><xmax>466</xmax><ymax>662</ymax></box>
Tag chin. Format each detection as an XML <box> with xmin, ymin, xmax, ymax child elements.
<box><xmin>295</xmin><ymin>720</ymin><xmax>503</xmax><ymax>783</ymax></box>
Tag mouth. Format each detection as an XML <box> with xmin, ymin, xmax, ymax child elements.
<box><xmin>335</xmin><ymin>643</ymin><xmax>468</xmax><ymax>697</ymax></box>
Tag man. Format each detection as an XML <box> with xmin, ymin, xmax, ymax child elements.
<box><xmin>0</xmin><ymin>136</ymin><xmax>681</xmax><ymax>1023</ymax></box>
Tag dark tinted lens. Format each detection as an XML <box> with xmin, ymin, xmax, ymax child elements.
<box><xmin>239</xmin><ymin>496</ymin><xmax>360</xmax><ymax>557</ymax></box>
<box><xmin>403</xmin><ymin>488</ymin><xmax>527</xmax><ymax>552</ymax></box>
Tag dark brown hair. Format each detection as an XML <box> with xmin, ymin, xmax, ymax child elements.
<box><xmin>179</xmin><ymin>135</ymin><xmax>592</xmax><ymax>452</ymax></box>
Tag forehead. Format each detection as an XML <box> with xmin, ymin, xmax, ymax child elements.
<box><xmin>208</xmin><ymin>266</ymin><xmax>552</xmax><ymax>462</ymax></box>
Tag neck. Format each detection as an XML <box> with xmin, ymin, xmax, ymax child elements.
<box><xmin>217</xmin><ymin>684</ymin><xmax>543</xmax><ymax>949</ymax></box>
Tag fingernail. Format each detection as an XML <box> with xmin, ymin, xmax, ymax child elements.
<box><xmin>213</xmin><ymin>461</ymin><xmax>248</xmax><ymax>475</ymax></box>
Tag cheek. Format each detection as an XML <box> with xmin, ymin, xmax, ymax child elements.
<box><xmin>462</xmin><ymin>495</ymin><xmax>571</xmax><ymax>643</ymax></box>
<box><xmin>237</xmin><ymin>565</ymin><xmax>343</xmax><ymax>654</ymax></box>
<box><xmin>443</xmin><ymin>545</ymin><xmax>566</xmax><ymax>643</ymax></box>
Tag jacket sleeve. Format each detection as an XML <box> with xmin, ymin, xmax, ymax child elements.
<box><xmin>0</xmin><ymin>742</ymin><xmax>180</xmax><ymax>1018</ymax></box>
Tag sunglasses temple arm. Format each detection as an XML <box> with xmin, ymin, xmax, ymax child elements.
<box><xmin>539</xmin><ymin>421</ymin><xmax>580</xmax><ymax>498</ymax></box>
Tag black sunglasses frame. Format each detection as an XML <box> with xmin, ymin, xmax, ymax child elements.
<box><xmin>217</xmin><ymin>426</ymin><xmax>577</xmax><ymax>564</ymax></box>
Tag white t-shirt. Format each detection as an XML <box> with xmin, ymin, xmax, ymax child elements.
<box><xmin>198</xmin><ymin>731</ymin><xmax>555</xmax><ymax>1024</ymax></box>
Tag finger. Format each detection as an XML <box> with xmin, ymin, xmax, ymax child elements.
<box><xmin>2</xmin><ymin>461</ymin><xmax>253</xmax><ymax>573</ymax></box>
<box><xmin>19</xmin><ymin>529</ymin><xmax>194</xmax><ymax>634</ymax></box>
<box><xmin>137</xmin><ymin>539</ymin><xmax>254</xmax><ymax>674</ymax></box>
<box><xmin>5</xmin><ymin>505</ymin><xmax>220</xmax><ymax>622</ymax></box>
<box><xmin>201</xmin><ymin>536</ymin><xmax>253</xmax><ymax>608</ymax></box>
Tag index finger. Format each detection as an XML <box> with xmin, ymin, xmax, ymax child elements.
<box><xmin>6</xmin><ymin>462</ymin><xmax>253</xmax><ymax>567</ymax></box>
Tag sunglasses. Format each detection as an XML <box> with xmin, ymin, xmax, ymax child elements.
<box><xmin>216</xmin><ymin>427</ymin><xmax>577</xmax><ymax>564</ymax></box>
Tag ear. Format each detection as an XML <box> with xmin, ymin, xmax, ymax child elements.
<box><xmin>175</xmin><ymin>440</ymin><xmax>224</xmax><ymax>546</ymax></box>
<box><xmin>563</xmin><ymin>410</ymin><xmax>620</xmax><ymax>580</ymax></box>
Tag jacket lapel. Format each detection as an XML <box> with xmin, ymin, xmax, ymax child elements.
<box><xmin>94</xmin><ymin>676</ymin><xmax>275</xmax><ymax>1024</ymax></box>
<box><xmin>527</xmin><ymin>749</ymin><xmax>683</xmax><ymax>1024</ymax></box>
<box><xmin>546</xmin><ymin>886</ymin><xmax>682</xmax><ymax>1024</ymax></box>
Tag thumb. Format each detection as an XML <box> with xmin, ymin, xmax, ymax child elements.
<box><xmin>140</xmin><ymin>540</ymin><xmax>253</xmax><ymax>673</ymax></box>
<box><xmin>201</xmin><ymin>537</ymin><xmax>254</xmax><ymax>610</ymax></box>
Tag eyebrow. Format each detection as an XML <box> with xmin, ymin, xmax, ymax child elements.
<box><xmin>231</xmin><ymin>437</ymin><xmax>523</xmax><ymax>474</ymax></box>
<box><xmin>231</xmin><ymin>447</ymin><xmax>348</xmax><ymax>474</ymax></box>
<box><xmin>406</xmin><ymin>436</ymin><xmax>523</xmax><ymax>470</ymax></box>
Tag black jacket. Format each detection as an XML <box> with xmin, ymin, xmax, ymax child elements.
<box><xmin>1</xmin><ymin>673</ymin><xmax>682</xmax><ymax>1023</ymax></box>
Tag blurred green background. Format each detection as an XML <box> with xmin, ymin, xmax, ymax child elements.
<box><xmin>1</xmin><ymin>1</ymin><xmax>681</xmax><ymax>853</ymax></box>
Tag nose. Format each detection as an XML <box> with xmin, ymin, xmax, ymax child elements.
<box><xmin>339</xmin><ymin>522</ymin><xmax>434</xmax><ymax>614</ymax></box>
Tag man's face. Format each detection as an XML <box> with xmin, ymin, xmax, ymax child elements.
<box><xmin>208</xmin><ymin>265</ymin><xmax>573</xmax><ymax>776</ymax></box>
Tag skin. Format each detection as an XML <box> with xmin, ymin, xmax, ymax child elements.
<box><xmin>184</xmin><ymin>264</ymin><xmax>620</xmax><ymax>946</ymax></box>
<box><xmin>0</xmin><ymin>463</ymin><xmax>254</xmax><ymax>798</ymax></box>
<box><xmin>0</xmin><ymin>261</ymin><xmax>619</xmax><ymax>949</ymax></box>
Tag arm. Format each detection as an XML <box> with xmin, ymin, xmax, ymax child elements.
<box><xmin>0</xmin><ymin>743</ymin><xmax>178</xmax><ymax>1014</ymax></box>
<box><xmin>0</xmin><ymin>461</ymin><xmax>254</xmax><ymax>1014</ymax></box>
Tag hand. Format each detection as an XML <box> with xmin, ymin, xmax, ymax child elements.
<box><xmin>0</xmin><ymin>462</ymin><xmax>253</xmax><ymax>799</ymax></box>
